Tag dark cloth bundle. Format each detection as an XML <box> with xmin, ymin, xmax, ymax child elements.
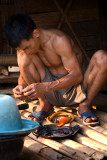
<box><xmin>33</xmin><ymin>124</ymin><xmax>80</xmax><ymax>138</ymax></box>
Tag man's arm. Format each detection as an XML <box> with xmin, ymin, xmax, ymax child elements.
<box><xmin>22</xmin><ymin>34</ymin><xmax>83</xmax><ymax>99</ymax></box>
<box><xmin>45</xmin><ymin>35</ymin><xmax>83</xmax><ymax>91</ymax></box>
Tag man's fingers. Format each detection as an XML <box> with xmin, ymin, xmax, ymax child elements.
<box><xmin>14</xmin><ymin>90</ymin><xmax>22</xmax><ymax>95</ymax></box>
<box><xmin>22</xmin><ymin>86</ymin><xmax>32</xmax><ymax>93</ymax></box>
<box><xmin>23</xmin><ymin>90</ymin><xmax>33</xmax><ymax>96</ymax></box>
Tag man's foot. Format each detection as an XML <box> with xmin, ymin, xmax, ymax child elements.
<box><xmin>28</xmin><ymin>99</ymin><xmax>53</xmax><ymax>122</ymax></box>
<box><xmin>78</xmin><ymin>104</ymin><xmax>99</xmax><ymax>126</ymax></box>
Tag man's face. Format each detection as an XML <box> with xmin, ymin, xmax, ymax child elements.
<box><xmin>16</xmin><ymin>30</ymin><xmax>40</xmax><ymax>55</ymax></box>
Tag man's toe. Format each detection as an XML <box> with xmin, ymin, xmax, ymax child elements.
<box><xmin>91</xmin><ymin>117</ymin><xmax>98</xmax><ymax>121</ymax></box>
<box><xmin>28</xmin><ymin>116</ymin><xmax>34</xmax><ymax>120</ymax></box>
<box><xmin>85</xmin><ymin>118</ymin><xmax>91</xmax><ymax>123</ymax></box>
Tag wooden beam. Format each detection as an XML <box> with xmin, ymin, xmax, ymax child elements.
<box><xmin>0</xmin><ymin>72</ymin><xmax>19</xmax><ymax>83</ymax></box>
<box><xmin>0</xmin><ymin>54</ymin><xmax>17</xmax><ymax>66</ymax></box>
<box><xmin>30</xmin><ymin>8</ymin><xmax>99</xmax><ymax>27</ymax></box>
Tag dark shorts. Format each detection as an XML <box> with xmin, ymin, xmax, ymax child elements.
<box><xmin>42</xmin><ymin>67</ymin><xmax>86</xmax><ymax>107</ymax></box>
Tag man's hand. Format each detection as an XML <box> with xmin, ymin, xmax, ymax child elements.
<box><xmin>22</xmin><ymin>83</ymin><xmax>45</xmax><ymax>99</ymax></box>
<box><xmin>13</xmin><ymin>84</ymin><xmax>27</xmax><ymax>101</ymax></box>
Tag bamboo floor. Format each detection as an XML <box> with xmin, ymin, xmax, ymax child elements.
<box><xmin>0</xmin><ymin>88</ymin><xmax>107</xmax><ymax>160</ymax></box>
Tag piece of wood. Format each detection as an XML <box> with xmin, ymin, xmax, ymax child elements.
<box><xmin>24</xmin><ymin>136</ymin><xmax>71</xmax><ymax>160</ymax></box>
<box><xmin>30</xmin><ymin>8</ymin><xmax>99</xmax><ymax>27</ymax></box>
<box><xmin>0</xmin><ymin>66</ymin><xmax>8</xmax><ymax>75</ymax></box>
<box><xmin>93</xmin><ymin>110</ymin><xmax>107</xmax><ymax>123</ymax></box>
<box><xmin>72</xmin><ymin>121</ymin><xmax>107</xmax><ymax>145</ymax></box>
<box><xmin>100</xmin><ymin>120</ymin><xmax>107</xmax><ymax>130</ymax></box>
<box><xmin>18</xmin><ymin>147</ymin><xmax>47</xmax><ymax>160</ymax></box>
<box><xmin>92</xmin><ymin>93</ymin><xmax>107</xmax><ymax>112</ymax></box>
<box><xmin>0</xmin><ymin>88</ymin><xmax>13</xmax><ymax>95</ymax></box>
<box><xmin>0</xmin><ymin>72</ymin><xmax>19</xmax><ymax>83</ymax></box>
<box><xmin>74</xmin><ymin>116</ymin><xmax>107</xmax><ymax>136</ymax></box>
<box><xmin>28</xmin><ymin>133</ymin><xmax>91</xmax><ymax>160</ymax></box>
<box><xmin>73</xmin><ymin>133</ymin><xmax>107</xmax><ymax>156</ymax></box>
<box><xmin>0</xmin><ymin>54</ymin><xmax>17</xmax><ymax>66</ymax></box>
<box><xmin>54</xmin><ymin>0</ymin><xmax>90</xmax><ymax>62</ymax></box>
<box><xmin>57</xmin><ymin>0</ymin><xmax>72</xmax><ymax>29</ymax></box>
<box><xmin>60</xmin><ymin>138</ymin><xmax>106</xmax><ymax>160</ymax></box>
<box><xmin>20</xmin><ymin>110</ymin><xmax>31</xmax><ymax>119</ymax></box>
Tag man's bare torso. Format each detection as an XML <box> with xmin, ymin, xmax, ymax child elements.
<box><xmin>18</xmin><ymin>29</ymin><xmax>83</xmax><ymax>80</ymax></box>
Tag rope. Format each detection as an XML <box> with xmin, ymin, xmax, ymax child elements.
<box><xmin>46</xmin><ymin>111</ymin><xmax>74</xmax><ymax>127</ymax></box>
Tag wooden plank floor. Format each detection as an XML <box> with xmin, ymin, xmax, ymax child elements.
<box><xmin>0</xmin><ymin>87</ymin><xmax>107</xmax><ymax>160</ymax></box>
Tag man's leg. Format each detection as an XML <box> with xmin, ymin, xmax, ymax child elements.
<box><xmin>78</xmin><ymin>50</ymin><xmax>107</xmax><ymax>123</ymax></box>
<box><xmin>19</xmin><ymin>57</ymin><xmax>52</xmax><ymax>122</ymax></box>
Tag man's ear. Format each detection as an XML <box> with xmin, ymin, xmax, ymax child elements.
<box><xmin>33</xmin><ymin>29</ymin><xmax>40</xmax><ymax>38</ymax></box>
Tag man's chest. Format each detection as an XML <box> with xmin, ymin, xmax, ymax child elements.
<box><xmin>38</xmin><ymin>49</ymin><xmax>62</xmax><ymax>67</ymax></box>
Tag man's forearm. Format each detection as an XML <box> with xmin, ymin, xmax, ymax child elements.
<box><xmin>44</xmin><ymin>72</ymin><xmax>83</xmax><ymax>93</ymax></box>
<box><xmin>18</xmin><ymin>74</ymin><xmax>27</xmax><ymax>86</ymax></box>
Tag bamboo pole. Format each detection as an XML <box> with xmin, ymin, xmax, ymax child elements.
<box><xmin>57</xmin><ymin>0</ymin><xmax>72</xmax><ymax>29</ymax></box>
<box><xmin>0</xmin><ymin>54</ymin><xmax>17</xmax><ymax>66</ymax></box>
<box><xmin>100</xmin><ymin>120</ymin><xmax>107</xmax><ymax>129</ymax></box>
<box><xmin>72</xmin><ymin>121</ymin><xmax>107</xmax><ymax>145</ymax></box>
<box><xmin>93</xmin><ymin>110</ymin><xmax>107</xmax><ymax>123</ymax></box>
<box><xmin>74</xmin><ymin>116</ymin><xmax>107</xmax><ymax>136</ymax></box>
<box><xmin>28</xmin><ymin>133</ymin><xmax>91</xmax><ymax>160</ymax></box>
<box><xmin>54</xmin><ymin>0</ymin><xmax>90</xmax><ymax>62</ymax></box>
<box><xmin>73</xmin><ymin>133</ymin><xmax>107</xmax><ymax>156</ymax></box>
<box><xmin>24</xmin><ymin>136</ymin><xmax>71</xmax><ymax>160</ymax></box>
<box><xmin>20</xmin><ymin>110</ymin><xmax>31</xmax><ymax>119</ymax></box>
<box><xmin>59</xmin><ymin>138</ymin><xmax>106</xmax><ymax>160</ymax></box>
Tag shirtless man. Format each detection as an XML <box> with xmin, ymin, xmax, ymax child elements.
<box><xmin>5</xmin><ymin>14</ymin><xmax>107</xmax><ymax>126</ymax></box>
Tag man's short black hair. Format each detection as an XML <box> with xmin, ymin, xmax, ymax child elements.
<box><xmin>5</xmin><ymin>14</ymin><xmax>36</xmax><ymax>48</ymax></box>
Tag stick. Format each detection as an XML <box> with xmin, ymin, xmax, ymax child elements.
<box><xmin>54</xmin><ymin>0</ymin><xmax>90</xmax><ymax>62</ymax></box>
<box><xmin>57</xmin><ymin>0</ymin><xmax>72</xmax><ymax>29</ymax></box>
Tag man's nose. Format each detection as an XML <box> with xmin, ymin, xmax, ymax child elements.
<box><xmin>24</xmin><ymin>49</ymin><xmax>30</xmax><ymax>54</ymax></box>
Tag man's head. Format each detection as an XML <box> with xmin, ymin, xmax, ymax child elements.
<box><xmin>5</xmin><ymin>14</ymin><xmax>37</xmax><ymax>49</ymax></box>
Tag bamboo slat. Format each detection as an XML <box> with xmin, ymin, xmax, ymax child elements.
<box><xmin>93</xmin><ymin>110</ymin><xmax>107</xmax><ymax>123</ymax></box>
<box><xmin>73</xmin><ymin>133</ymin><xmax>107</xmax><ymax>156</ymax></box>
<box><xmin>71</xmin><ymin>121</ymin><xmax>107</xmax><ymax>145</ymax></box>
<box><xmin>0</xmin><ymin>72</ymin><xmax>19</xmax><ymax>83</ymax></box>
<box><xmin>24</xmin><ymin>136</ymin><xmax>71</xmax><ymax>160</ymax></box>
<box><xmin>28</xmin><ymin>133</ymin><xmax>91</xmax><ymax>160</ymax></box>
<box><xmin>100</xmin><ymin>120</ymin><xmax>107</xmax><ymax>129</ymax></box>
<box><xmin>0</xmin><ymin>54</ymin><xmax>17</xmax><ymax>66</ymax></box>
<box><xmin>74</xmin><ymin>116</ymin><xmax>107</xmax><ymax>136</ymax></box>
<box><xmin>60</xmin><ymin>139</ymin><xmax>106</xmax><ymax>160</ymax></box>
